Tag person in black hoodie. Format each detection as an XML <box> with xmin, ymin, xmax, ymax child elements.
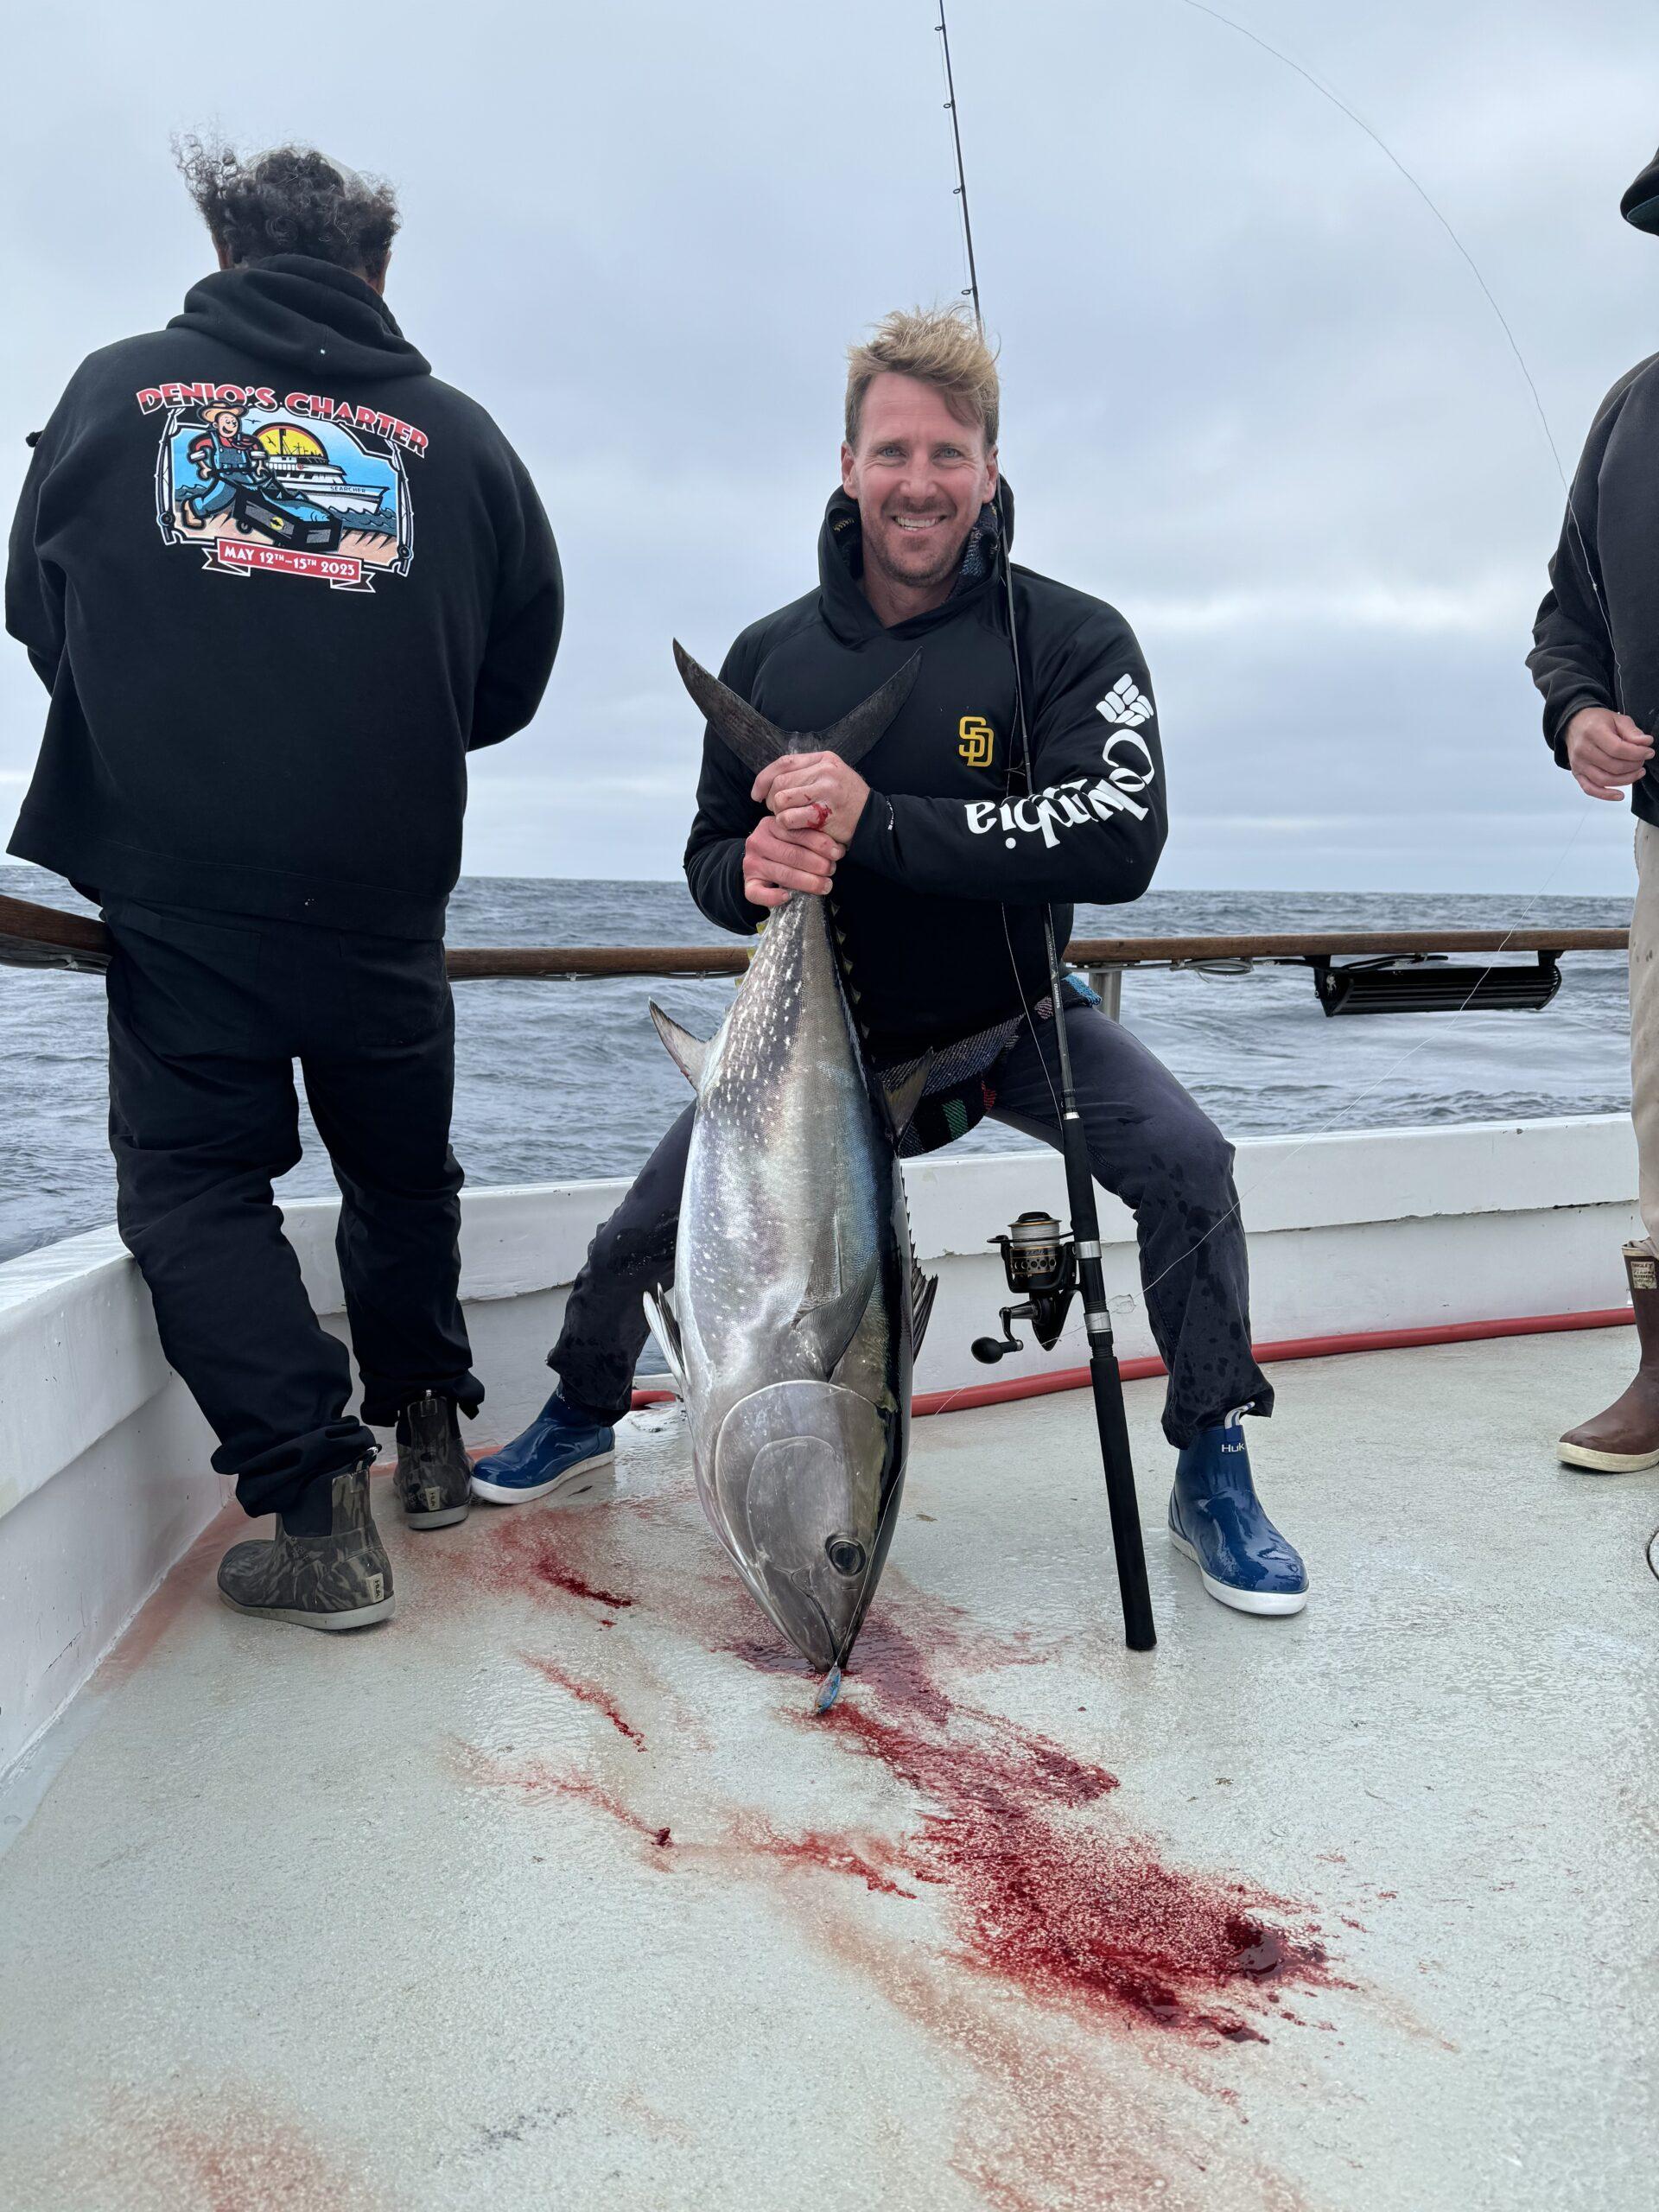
<box><xmin>473</xmin><ymin>307</ymin><xmax>1310</xmax><ymax>1621</ymax></box>
<box><xmin>5</xmin><ymin>142</ymin><xmax>562</xmax><ymax>1631</ymax></box>
<box><xmin>1530</xmin><ymin>141</ymin><xmax>1659</xmax><ymax>1481</ymax></box>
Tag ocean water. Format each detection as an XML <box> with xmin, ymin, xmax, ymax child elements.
<box><xmin>0</xmin><ymin>861</ymin><xmax>1633</xmax><ymax>1265</ymax></box>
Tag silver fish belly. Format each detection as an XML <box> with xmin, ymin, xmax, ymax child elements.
<box><xmin>672</xmin><ymin>892</ymin><xmax>913</xmax><ymax>1673</ymax></box>
<box><xmin>650</xmin><ymin>639</ymin><xmax>933</xmax><ymax>1679</ymax></box>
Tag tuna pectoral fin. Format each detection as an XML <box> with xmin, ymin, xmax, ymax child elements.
<box><xmin>792</xmin><ymin>1214</ymin><xmax>878</xmax><ymax>1376</ymax></box>
<box><xmin>793</xmin><ymin>1277</ymin><xmax>874</xmax><ymax>1377</ymax></box>
<box><xmin>649</xmin><ymin>1001</ymin><xmax>709</xmax><ymax>1090</ymax></box>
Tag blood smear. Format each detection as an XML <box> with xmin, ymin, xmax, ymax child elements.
<box><xmin>741</xmin><ymin>1618</ymin><xmax>1333</xmax><ymax>2044</ymax></box>
<box><xmin>524</xmin><ymin>1654</ymin><xmax>645</xmax><ymax>1746</ymax></box>
<box><xmin>474</xmin><ymin>1520</ymin><xmax>635</xmax><ymax>1611</ymax></box>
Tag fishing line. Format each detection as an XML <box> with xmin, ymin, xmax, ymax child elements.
<box><xmin>935</xmin><ymin>5</ymin><xmax>1067</xmax><ymax>1130</ymax></box>
<box><xmin>927</xmin><ymin>0</ymin><xmax>1634</xmax><ymax>1376</ymax></box>
<box><xmin>1169</xmin><ymin>0</ymin><xmax>1622</xmax><ymax>673</ymax></box>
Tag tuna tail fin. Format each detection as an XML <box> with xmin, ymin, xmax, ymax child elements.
<box><xmin>814</xmin><ymin>653</ymin><xmax>923</xmax><ymax>770</ymax></box>
<box><xmin>671</xmin><ymin>640</ymin><xmax>922</xmax><ymax>775</ymax></box>
<box><xmin>672</xmin><ymin>642</ymin><xmax>791</xmax><ymax>777</ymax></box>
<box><xmin>649</xmin><ymin>1001</ymin><xmax>709</xmax><ymax>1090</ymax></box>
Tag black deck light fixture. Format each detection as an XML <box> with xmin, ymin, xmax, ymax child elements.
<box><xmin>1309</xmin><ymin>950</ymin><xmax>1563</xmax><ymax>1017</ymax></box>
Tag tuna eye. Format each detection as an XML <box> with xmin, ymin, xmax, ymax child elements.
<box><xmin>824</xmin><ymin>1535</ymin><xmax>867</xmax><ymax>1578</ymax></box>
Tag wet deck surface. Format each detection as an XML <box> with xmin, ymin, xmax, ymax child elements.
<box><xmin>2</xmin><ymin>1331</ymin><xmax>1655</xmax><ymax>2211</ymax></box>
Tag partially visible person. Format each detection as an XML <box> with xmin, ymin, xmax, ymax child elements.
<box><xmin>1529</xmin><ymin>140</ymin><xmax>1659</xmax><ymax>1473</ymax></box>
<box><xmin>5</xmin><ymin>140</ymin><xmax>562</xmax><ymax>1628</ymax></box>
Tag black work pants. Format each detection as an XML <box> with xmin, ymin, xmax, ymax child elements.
<box><xmin>104</xmin><ymin>901</ymin><xmax>481</xmax><ymax>1522</ymax></box>
<box><xmin>548</xmin><ymin>1000</ymin><xmax>1272</xmax><ymax>1447</ymax></box>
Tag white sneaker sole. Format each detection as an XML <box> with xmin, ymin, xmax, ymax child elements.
<box><xmin>219</xmin><ymin>1591</ymin><xmax>397</xmax><ymax>1631</ymax></box>
<box><xmin>1556</xmin><ymin>1440</ymin><xmax>1659</xmax><ymax>1474</ymax></box>
<box><xmin>470</xmin><ymin>1448</ymin><xmax>615</xmax><ymax>1507</ymax></box>
<box><xmin>1168</xmin><ymin>1529</ymin><xmax>1308</xmax><ymax>1617</ymax></box>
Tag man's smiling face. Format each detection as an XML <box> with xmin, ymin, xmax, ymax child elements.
<box><xmin>842</xmin><ymin>372</ymin><xmax>998</xmax><ymax>604</ymax></box>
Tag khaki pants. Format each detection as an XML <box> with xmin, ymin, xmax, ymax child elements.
<box><xmin>1630</xmin><ymin>820</ymin><xmax>1659</xmax><ymax>1247</ymax></box>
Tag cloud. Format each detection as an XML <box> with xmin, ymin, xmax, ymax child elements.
<box><xmin>1136</xmin><ymin>575</ymin><xmax>1534</xmax><ymax>638</ymax></box>
<box><xmin>3</xmin><ymin>0</ymin><xmax>1656</xmax><ymax>896</ymax></box>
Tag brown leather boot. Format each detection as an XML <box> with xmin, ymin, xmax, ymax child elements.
<box><xmin>1559</xmin><ymin>1243</ymin><xmax>1659</xmax><ymax>1472</ymax></box>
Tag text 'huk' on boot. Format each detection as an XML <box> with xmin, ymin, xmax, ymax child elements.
<box><xmin>1559</xmin><ymin>1242</ymin><xmax>1659</xmax><ymax>1473</ymax></box>
<box><xmin>218</xmin><ymin>1458</ymin><xmax>395</xmax><ymax>1630</ymax></box>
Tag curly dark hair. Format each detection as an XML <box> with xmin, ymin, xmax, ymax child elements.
<box><xmin>173</xmin><ymin>136</ymin><xmax>400</xmax><ymax>280</ymax></box>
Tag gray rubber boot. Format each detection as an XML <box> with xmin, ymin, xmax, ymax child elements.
<box><xmin>394</xmin><ymin>1391</ymin><xmax>473</xmax><ymax>1529</ymax></box>
<box><xmin>218</xmin><ymin>1459</ymin><xmax>395</xmax><ymax>1630</ymax></box>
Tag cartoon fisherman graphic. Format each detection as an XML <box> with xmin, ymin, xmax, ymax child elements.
<box><xmin>178</xmin><ymin>397</ymin><xmax>274</xmax><ymax>529</ymax></box>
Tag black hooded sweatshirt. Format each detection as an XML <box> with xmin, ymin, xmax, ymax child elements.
<box><xmin>1529</xmin><ymin>349</ymin><xmax>1659</xmax><ymax>824</ymax></box>
<box><xmin>6</xmin><ymin>255</ymin><xmax>561</xmax><ymax>936</ymax></box>
<box><xmin>683</xmin><ymin>491</ymin><xmax>1168</xmax><ymax>1063</ymax></box>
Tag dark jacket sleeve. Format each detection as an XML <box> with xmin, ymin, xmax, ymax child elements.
<box><xmin>469</xmin><ymin>447</ymin><xmax>562</xmax><ymax>751</ymax></box>
<box><xmin>845</xmin><ymin>602</ymin><xmax>1168</xmax><ymax>903</ymax></box>
<box><xmin>683</xmin><ymin>636</ymin><xmax>769</xmax><ymax>936</ymax></box>
<box><xmin>5</xmin><ymin>427</ymin><xmax>67</xmax><ymax>691</ymax></box>
<box><xmin>1528</xmin><ymin>387</ymin><xmax>1625</xmax><ymax>764</ymax></box>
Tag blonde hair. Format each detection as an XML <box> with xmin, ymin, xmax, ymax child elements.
<box><xmin>844</xmin><ymin>306</ymin><xmax>1000</xmax><ymax>451</ymax></box>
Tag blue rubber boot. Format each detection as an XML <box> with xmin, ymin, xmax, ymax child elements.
<box><xmin>471</xmin><ymin>1388</ymin><xmax>616</xmax><ymax>1507</ymax></box>
<box><xmin>1167</xmin><ymin>1417</ymin><xmax>1307</xmax><ymax>1616</ymax></box>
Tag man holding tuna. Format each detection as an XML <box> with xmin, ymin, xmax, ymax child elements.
<box><xmin>478</xmin><ymin>307</ymin><xmax>1308</xmax><ymax>1620</ymax></box>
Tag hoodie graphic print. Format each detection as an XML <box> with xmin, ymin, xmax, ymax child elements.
<box><xmin>143</xmin><ymin>376</ymin><xmax>426</xmax><ymax>590</ymax></box>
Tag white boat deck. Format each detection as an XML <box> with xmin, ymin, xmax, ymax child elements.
<box><xmin>1</xmin><ymin>1328</ymin><xmax>1653</xmax><ymax>2212</ymax></box>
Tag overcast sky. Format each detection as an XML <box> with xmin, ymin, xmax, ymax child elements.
<box><xmin>5</xmin><ymin>0</ymin><xmax>1658</xmax><ymax>894</ymax></box>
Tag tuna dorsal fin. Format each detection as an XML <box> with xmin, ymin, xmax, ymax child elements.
<box><xmin>649</xmin><ymin>1001</ymin><xmax>709</xmax><ymax>1090</ymax></box>
<box><xmin>672</xmin><ymin>641</ymin><xmax>923</xmax><ymax>777</ymax></box>
<box><xmin>672</xmin><ymin>642</ymin><xmax>791</xmax><ymax>776</ymax></box>
<box><xmin>880</xmin><ymin>1056</ymin><xmax>932</xmax><ymax>1138</ymax></box>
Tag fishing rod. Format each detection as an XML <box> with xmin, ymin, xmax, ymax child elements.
<box><xmin>936</xmin><ymin>3</ymin><xmax>1157</xmax><ymax>1654</ymax></box>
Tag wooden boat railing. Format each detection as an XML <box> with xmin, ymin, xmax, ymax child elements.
<box><xmin>0</xmin><ymin>891</ymin><xmax>1627</xmax><ymax>989</ymax></box>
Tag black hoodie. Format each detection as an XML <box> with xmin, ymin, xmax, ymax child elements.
<box><xmin>683</xmin><ymin>491</ymin><xmax>1168</xmax><ymax>1062</ymax></box>
<box><xmin>1529</xmin><ymin>349</ymin><xmax>1659</xmax><ymax>823</ymax></box>
<box><xmin>6</xmin><ymin>256</ymin><xmax>561</xmax><ymax>936</ymax></box>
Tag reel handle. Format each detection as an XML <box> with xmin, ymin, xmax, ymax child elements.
<box><xmin>971</xmin><ymin>1302</ymin><xmax>1035</xmax><ymax>1363</ymax></box>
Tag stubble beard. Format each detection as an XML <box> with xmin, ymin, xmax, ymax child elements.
<box><xmin>865</xmin><ymin>518</ymin><xmax>974</xmax><ymax>600</ymax></box>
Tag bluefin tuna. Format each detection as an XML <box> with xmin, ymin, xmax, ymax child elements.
<box><xmin>645</xmin><ymin>645</ymin><xmax>938</xmax><ymax>1709</ymax></box>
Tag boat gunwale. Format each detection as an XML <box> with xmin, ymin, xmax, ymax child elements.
<box><xmin>0</xmin><ymin>891</ymin><xmax>1630</xmax><ymax>982</ymax></box>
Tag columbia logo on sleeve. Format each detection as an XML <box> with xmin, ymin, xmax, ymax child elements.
<box><xmin>1096</xmin><ymin>674</ymin><xmax>1153</xmax><ymax>728</ymax></box>
<box><xmin>961</xmin><ymin>671</ymin><xmax>1160</xmax><ymax>849</ymax></box>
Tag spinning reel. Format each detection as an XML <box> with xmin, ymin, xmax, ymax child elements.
<box><xmin>971</xmin><ymin>1211</ymin><xmax>1077</xmax><ymax>1363</ymax></box>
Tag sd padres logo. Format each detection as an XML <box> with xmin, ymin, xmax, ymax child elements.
<box><xmin>957</xmin><ymin>714</ymin><xmax>995</xmax><ymax>767</ymax></box>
